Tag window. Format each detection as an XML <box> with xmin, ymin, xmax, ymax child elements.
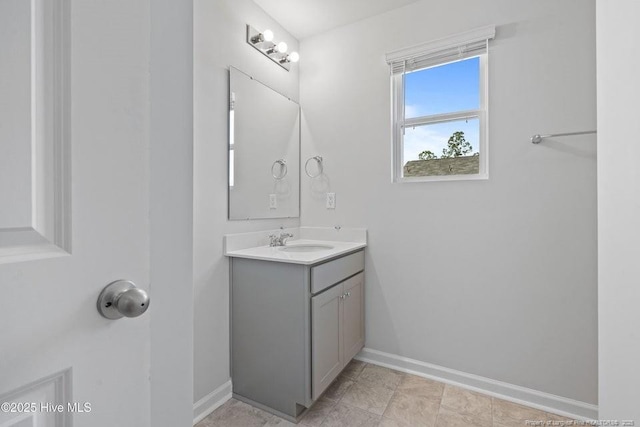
<box><xmin>387</xmin><ymin>26</ymin><xmax>495</xmax><ymax>182</ymax></box>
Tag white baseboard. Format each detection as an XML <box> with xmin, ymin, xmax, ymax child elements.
<box><xmin>193</xmin><ymin>380</ymin><xmax>233</xmax><ymax>425</ymax></box>
<box><xmin>356</xmin><ymin>348</ymin><xmax>598</xmax><ymax>420</ymax></box>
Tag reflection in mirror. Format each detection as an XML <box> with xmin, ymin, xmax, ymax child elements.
<box><xmin>229</xmin><ymin>67</ymin><xmax>300</xmax><ymax>220</ymax></box>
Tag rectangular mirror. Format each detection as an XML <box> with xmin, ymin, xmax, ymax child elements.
<box><xmin>228</xmin><ymin>67</ymin><xmax>300</xmax><ymax>220</ymax></box>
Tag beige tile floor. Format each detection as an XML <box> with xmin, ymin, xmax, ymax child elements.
<box><xmin>196</xmin><ymin>361</ymin><xmax>575</xmax><ymax>427</ymax></box>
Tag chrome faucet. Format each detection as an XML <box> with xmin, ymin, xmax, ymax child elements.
<box><xmin>268</xmin><ymin>232</ymin><xmax>294</xmax><ymax>247</ymax></box>
<box><xmin>280</xmin><ymin>232</ymin><xmax>293</xmax><ymax>245</ymax></box>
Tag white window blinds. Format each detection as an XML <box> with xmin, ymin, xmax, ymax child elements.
<box><xmin>386</xmin><ymin>25</ymin><xmax>496</xmax><ymax>75</ymax></box>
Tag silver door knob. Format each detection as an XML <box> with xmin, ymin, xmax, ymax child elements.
<box><xmin>97</xmin><ymin>280</ymin><xmax>150</xmax><ymax>319</ymax></box>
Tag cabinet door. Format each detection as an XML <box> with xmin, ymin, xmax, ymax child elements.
<box><xmin>311</xmin><ymin>283</ymin><xmax>344</xmax><ymax>401</ymax></box>
<box><xmin>343</xmin><ymin>272</ymin><xmax>365</xmax><ymax>363</ymax></box>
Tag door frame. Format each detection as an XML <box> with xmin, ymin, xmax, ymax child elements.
<box><xmin>149</xmin><ymin>1</ymin><xmax>194</xmax><ymax>426</ymax></box>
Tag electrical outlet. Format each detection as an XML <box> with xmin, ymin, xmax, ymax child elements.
<box><xmin>269</xmin><ymin>194</ymin><xmax>277</xmax><ymax>209</ymax></box>
<box><xmin>326</xmin><ymin>192</ymin><xmax>336</xmax><ymax>209</ymax></box>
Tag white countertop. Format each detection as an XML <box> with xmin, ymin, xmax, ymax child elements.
<box><xmin>225</xmin><ymin>239</ymin><xmax>366</xmax><ymax>265</ymax></box>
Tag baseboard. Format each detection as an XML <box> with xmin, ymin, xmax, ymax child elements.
<box><xmin>193</xmin><ymin>380</ymin><xmax>233</xmax><ymax>425</ymax></box>
<box><xmin>356</xmin><ymin>348</ymin><xmax>598</xmax><ymax>420</ymax></box>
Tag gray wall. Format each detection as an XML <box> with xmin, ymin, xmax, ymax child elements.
<box><xmin>597</xmin><ymin>0</ymin><xmax>640</xmax><ymax>419</ymax></box>
<box><xmin>193</xmin><ymin>0</ymin><xmax>300</xmax><ymax>403</ymax></box>
<box><xmin>299</xmin><ymin>0</ymin><xmax>597</xmax><ymax>404</ymax></box>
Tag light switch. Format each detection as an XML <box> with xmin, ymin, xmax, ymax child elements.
<box><xmin>269</xmin><ymin>194</ymin><xmax>277</xmax><ymax>209</ymax></box>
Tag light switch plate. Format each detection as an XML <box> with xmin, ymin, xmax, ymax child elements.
<box><xmin>326</xmin><ymin>193</ymin><xmax>336</xmax><ymax>209</ymax></box>
<box><xmin>269</xmin><ymin>194</ymin><xmax>277</xmax><ymax>209</ymax></box>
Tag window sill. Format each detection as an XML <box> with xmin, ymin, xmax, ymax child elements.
<box><xmin>394</xmin><ymin>172</ymin><xmax>488</xmax><ymax>183</ymax></box>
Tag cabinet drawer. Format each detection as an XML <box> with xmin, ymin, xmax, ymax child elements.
<box><xmin>311</xmin><ymin>250</ymin><xmax>364</xmax><ymax>294</ymax></box>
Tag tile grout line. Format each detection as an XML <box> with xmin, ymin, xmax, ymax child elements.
<box><xmin>432</xmin><ymin>384</ymin><xmax>445</xmax><ymax>427</ymax></box>
<box><xmin>379</xmin><ymin>382</ymin><xmax>400</xmax><ymax>422</ymax></box>
<box><xmin>378</xmin><ymin>363</ymin><xmax>402</xmax><ymax>423</ymax></box>
<box><xmin>316</xmin><ymin>376</ymin><xmax>350</xmax><ymax>426</ymax></box>
<box><xmin>341</xmin><ymin>362</ymin><xmax>404</xmax><ymax>422</ymax></box>
<box><xmin>433</xmin><ymin>398</ymin><xmax>443</xmax><ymax>427</ymax></box>
<box><xmin>302</xmin><ymin>362</ymin><xmax>367</xmax><ymax>427</ymax></box>
<box><xmin>490</xmin><ymin>396</ymin><xmax>495</xmax><ymax>427</ymax></box>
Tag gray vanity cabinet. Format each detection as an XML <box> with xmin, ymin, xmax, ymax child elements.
<box><xmin>311</xmin><ymin>282</ymin><xmax>343</xmax><ymax>400</ymax></box>
<box><xmin>230</xmin><ymin>249</ymin><xmax>365</xmax><ymax>421</ymax></box>
<box><xmin>311</xmin><ymin>272</ymin><xmax>364</xmax><ymax>401</ymax></box>
<box><xmin>342</xmin><ymin>272</ymin><xmax>365</xmax><ymax>363</ymax></box>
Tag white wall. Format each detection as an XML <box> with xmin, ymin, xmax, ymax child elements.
<box><xmin>597</xmin><ymin>0</ymin><xmax>640</xmax><ymax>419</ymax></box>
<box><xmin>193</xmin><ymin>0</ymin><xmax>300</xmax><ymax>405</ymax></box>
<box><xmin>300</xmin><ymin>0</ymin><xmax>597</xmax><ymax>404</ymax></box>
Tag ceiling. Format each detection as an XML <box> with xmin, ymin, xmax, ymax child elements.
<box><xmin>253</xmin><ymin>0</ymin><xmax>422</xmax><ymax>40</ymax></box>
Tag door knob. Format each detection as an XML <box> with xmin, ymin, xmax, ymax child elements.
<box><xmin>97</xmin><ymin>280</ymin><xmax>150</xmax><ymax>319</ymax></box>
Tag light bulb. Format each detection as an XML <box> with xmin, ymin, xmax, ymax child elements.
<box><xmin>277</xmin><ymin>42</ymin><xmax>288</xmax><ymax>53</ymax></box>
<box><xmin>289</xmin><ymin>52</ymin><xmax>300</xmax><ymax>63</ymax></box>
<box><xmin>263</xmin><ymin>29</ymin><xmax>274</xmax><ymax>42</ymax></box>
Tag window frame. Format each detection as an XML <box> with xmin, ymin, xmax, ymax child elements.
<box><xmin>391</xmin><ymin>52</ymin><xmax>489</xmax><ymax>183</ymax></box>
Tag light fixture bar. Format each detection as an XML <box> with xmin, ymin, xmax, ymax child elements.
<box><xmin>246</xmin><ymin>25</ymin><xmax>298</xmax><ymax>71</ymax></box>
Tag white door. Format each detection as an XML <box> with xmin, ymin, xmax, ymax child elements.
<box><xmin>1</xmin><ymin>1</ymin><xmax>152</xmax><ymax>426</ymax></box>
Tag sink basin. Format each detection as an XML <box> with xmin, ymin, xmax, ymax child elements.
<box><xmin>279</xmin><ymin>244</ymin><xmax>334</xmax><ymax>253</ymax></box>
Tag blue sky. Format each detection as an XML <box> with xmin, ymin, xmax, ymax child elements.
<box><xmin>403</xmin><ymin>57</ymin><xmax>480</xmax><ymax>161</ymax></box>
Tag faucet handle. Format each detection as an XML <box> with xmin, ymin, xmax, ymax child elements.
<box><xmin>268</xmin><ymin>234</ymin><xmax>278</xmax><ymax>247</ymax></box>
<box><xmin>279</xmin><ymin>232</ymin><xmax>293</xmax><ymax>245</ymax></box>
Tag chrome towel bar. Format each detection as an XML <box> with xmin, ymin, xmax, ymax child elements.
<box><xmin>531</xmin><ymin>130</ymin><xmax>597</xmax><ymax>144</ymax></box>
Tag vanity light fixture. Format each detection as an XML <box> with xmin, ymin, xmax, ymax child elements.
<box><xmin>266</xmin><ymin>41</ymin><xmax>288</xmax><ymax>54</ymax></box>
<box><xmin>280</xmin><ymin>52</ymin><xmax>300</xmax><ymax>64</ymax></box>
<box><xmin>246</xmin><ymin>24</ymin><xmax>299</xmax><ymax>71</ymax></box>
<box><xmin>250</xmin><ymin>29</ymin><xmax>274</xmax><ymax>44</ymax></box>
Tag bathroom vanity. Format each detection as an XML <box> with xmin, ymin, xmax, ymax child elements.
<box><xmin>225</xmin><ymin>230</ymin><xmax>366</xmax><ymax>421</ymax></box>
